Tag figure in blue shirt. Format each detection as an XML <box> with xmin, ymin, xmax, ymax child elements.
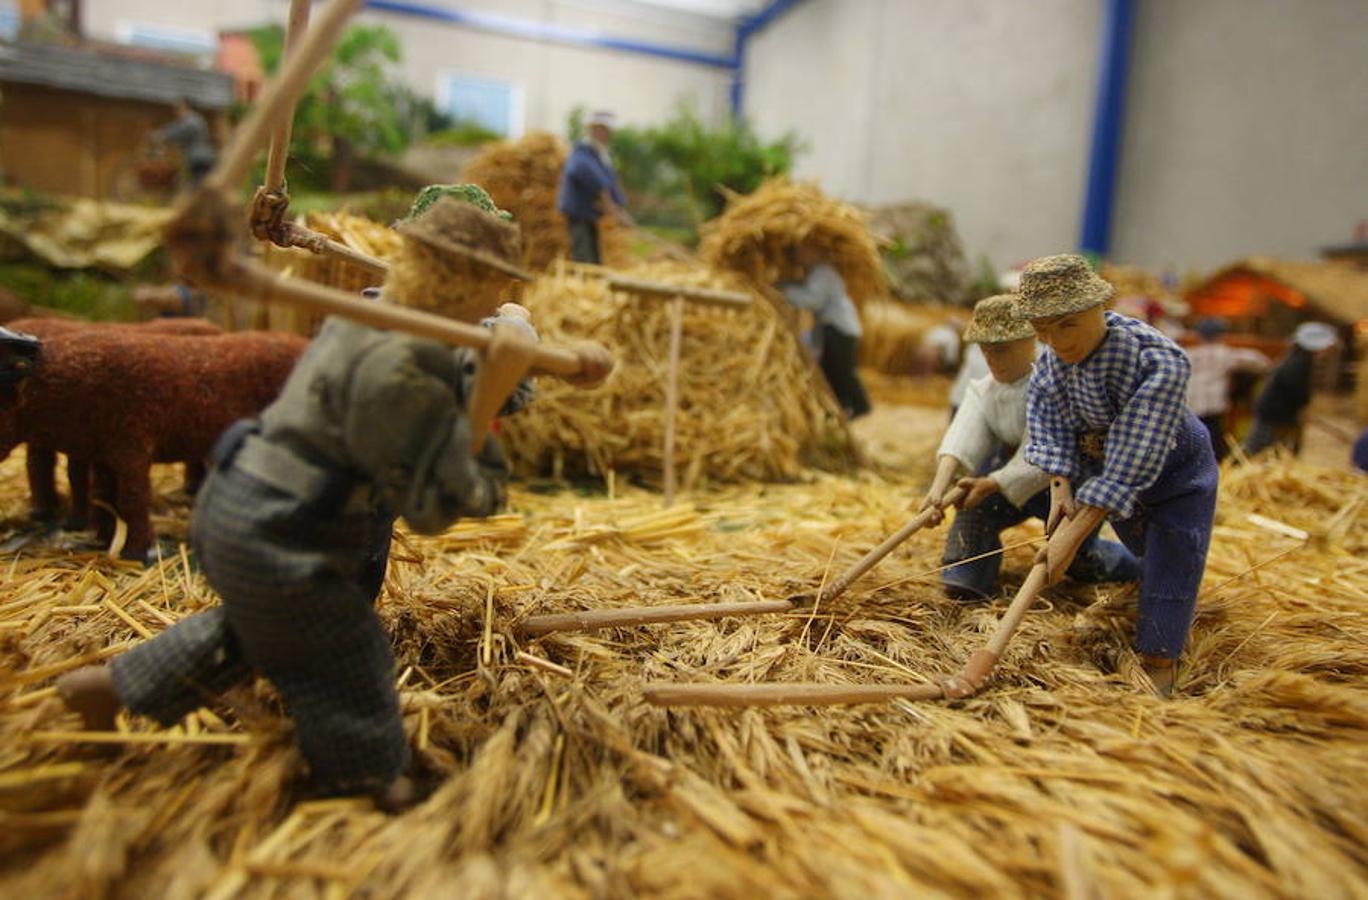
<box><xmin>557</xmin><ymin>110</ymin><xmax>633</xmax><ymax>264</ymax></box>
<box><xmin>1017</xmin><ymin>255</ymin><xmax>1218</xmax><ymax>698</ymax></box>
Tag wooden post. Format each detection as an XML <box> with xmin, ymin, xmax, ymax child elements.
<box><xmin>663</xmin><ymin>295</ymin><xmax>685</xmax><ymax>506</ymax></box>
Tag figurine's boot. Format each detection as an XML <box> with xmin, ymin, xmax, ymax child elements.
<box><xmin>373</xmin><ymin>775</ymin><xmax>418</xmax><ymax>813</ymax></box>
<box><xmin>1140</xmin><ymin>655</ymin><xmax>1176</xmax><ymax>699</ymax></box>
<box><xmin>56</xmin><ymin>665</ymin><xmax>122</xmax><ymax>731</ymax></box>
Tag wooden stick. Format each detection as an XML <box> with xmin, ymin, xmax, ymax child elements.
<box><xmin>26</xmin><ymin>730</ymin><xmax>252</xmax><ymax>746</ymax></box>
<box><xmin>517</xmin><ymin>598</ymin><xmax>796</xmax><ymax>638</ymax></box>
<box><xmin>604</xmin><ymin>273</ymin><xmax>751</xmax><ymax>310</ymax></box>
<box><xmin>224</xmin><ymin>259</ymin><xmax>589</xmax><ymax>378</ymax></box>
<box><xmin>815</xmin><ymin>485</ymin><xmax>967</xmax><ymax>603</ymax></box>
<box><xmin>663</xmin><ymin>295</ymin><xmax>685</xmax><ymax>506</ymax></box>
<box><xmin>205</xmin><ymin>0</ymin><xmax>362</xmax><ymax>194</ymax></box>
<box><xmin>263</xmin><ymin>0</ymin><xmax>312</xmax><ymax>193</ymax></box>
<box><xmin>642</xmin><ymin>681</ymin><xmax>945</xmax><ymax>708</ymax></box>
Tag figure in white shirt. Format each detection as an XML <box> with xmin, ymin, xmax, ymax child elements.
<box><xmin>1184</xmin><ymin>317</ymin><xmax>1269</xmax><ymax>461</ymax></box>
<box><xmin>920</xmin><ymin>295</ymin><xmax>1140</xmax><ymax>601</ymax></box>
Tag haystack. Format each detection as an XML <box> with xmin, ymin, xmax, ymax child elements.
<box><xmin>867</xmin><ymin>202</ymin><xmax>975</xmax><ymax>306</ymax></box>
<box><xmin>699</xmin><ymin>178</ymin><xmax>889</xmax><ymax>307</ymax></box>
<box><xmin>0</xmin><ymin>448</ymin><xmax>1364</xmax><ymax>897</ymax></box>
<box><xmin>858</xmin><ymin>299</ymin><xmax>961</xmax><ymax>375</ymax></box>
<box><xmin>458</xmin><ymin>131</ymin><xmax>631</xmax><ymax>271</ymax></box>
<box><xmin>500</xmin><ymin>260</ymin><xmax>854</xmax><ymax>484</ymax></box>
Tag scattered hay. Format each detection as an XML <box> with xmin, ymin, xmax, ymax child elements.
<box><xmin>699</xmin><ymin>178</ymin><xmax>889</xmax><ymax>307</ymax></box>
<box><xmin>459</xmin><ymin>132</ymin><xmax>631</xmax><ymax>272</ymax></box>
<box><xmin>1</xmin><ymin>445</ymin><xmax>1365</xmax><ymax>898</ymax></box>
<box><xmin>499</xmin><ymin>261</ymin><xmax>854</xmax><ymax>484</ymax></box>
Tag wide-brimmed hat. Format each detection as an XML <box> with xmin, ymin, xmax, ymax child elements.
<box><xmin>1293</xmin><ymin>321</ymin><xmax>1336</xmax><ymax>352</ymax></box>
<box><xmin>396</xmin><ymin>196</ymin><xmax>532</xmax><ymax>281</ymax></box>
<box><xmin>1015</xmin><ymin>253</ymin><xmax>1115</xmax><ymax>319</ymax></box>
<box><xmin>963</xmin><ymin>294</ymin><xmax>1035</xmax><ymax>344</ymax></box>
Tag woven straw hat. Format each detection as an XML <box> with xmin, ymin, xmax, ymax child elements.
<box><xmin>396</xmin><ymin>196</ymin><xmax>532</xmax><ymax>282</ymax></box>
<box><xmin>1015</xmin><ymin>253</ymin><xmax>1114</xmax><ymax>319</ymax></box>
<box><xmin>963</xmin><ymin>294</ymin><xmax>1035</xmax><ymax>344</ymax></box>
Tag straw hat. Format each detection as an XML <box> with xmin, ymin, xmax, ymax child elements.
<box><xmin>396</xmin><ymin>195</ymin><xmax>532</xmax><ymax>282</ymax></box>
<box><xmin>1293</xmin><ymin>321</ymin><xmax>1336</xmax><ymax>352</ymax></box>
<box><xmin>963</xmin><ymin>294</ymin><xmax>1035</xmax><ymax>344</ymax></box>
<box><xmin>1015</xmin><ymin>254</ymin><xmax>1115</xmax><ymax>319</ymax></box>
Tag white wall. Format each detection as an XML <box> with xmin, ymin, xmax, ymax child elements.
<box><xmin>1113</xmin><ymin>0</ymin><xmax>1368</xmax><ymax>271</ymax></box>
<box><xmin>745</xmin><ymin>0</ymin><xmax>1368</xmax><ymax>273</ymax></box>
<box><xmin>82</xmin><ymin>0</ymin><xmax>736</xmax><ymax>134</ymax></box>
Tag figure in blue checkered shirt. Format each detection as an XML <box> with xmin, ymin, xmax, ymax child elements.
<box><xmin>1017</xmin><ymin>255</ymin><xmax>1218</xmax><ymax>698</ymax></box>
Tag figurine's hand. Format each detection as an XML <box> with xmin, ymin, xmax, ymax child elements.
<box><xmin>1046</xmin><ymin>477</ymin><xmax>1076</xmax><ymax>535</ymax></box>
<box><xmin>1033</xmin><ymin>504</ymin><xmax>1104</xmax><ymax>585</ymax></box>
<box><xmin>565</xmin><ymin>341</ymin><xmax>613</xmax><ymax>388</ymax></box>
<box><xmin>956</xmin><ymin>476</ymin><xmax>999</xmax><ymax>510</ymax></box>
<box><xmin>917</xmin><ymin>492</ymin><xmax>946</xmax><ymax>526</ymax></box>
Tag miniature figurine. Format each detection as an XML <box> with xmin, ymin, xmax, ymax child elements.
<box><xmin>921</xmin><ymin>294</ymin><xmax>1139</xmax><ymax>601</ymax></box>
<box><xmin>1018</xmin><ymin>255</ymin><xmax>1218</xmax><ymax>697</ymax></box>
<box><xmin>56</xmin><ymin>186</ymin><xmax>611</xmax><ymax>810</ymax></box>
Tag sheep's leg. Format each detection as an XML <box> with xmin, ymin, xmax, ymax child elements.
<box><xmin>112</xmin><ymin>459</ymin><xmax>156</xmax><ymax>562</ymax></box>
<box><xmin>26</xmin><ymin>445</ymin><xmax>59</xmax><ymax>523</ymax></box>
<box><xmin>63</xmin><ymin>456</ymin><xmax>92</xmax><ymax>531</ymax></box>
<box><xmin>92</xmin><ymin>463</ymin><xmax>117</xmax><ymax>545</ymax></box>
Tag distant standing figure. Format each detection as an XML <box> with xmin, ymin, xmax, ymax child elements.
<box><xmin>778</xmin><ymin>245</ymin><xmax>870</xmax><ymax>419</ymax></box>
<box><xmin>1243</xmin><ymin>322</ymin><xmax>1337</xmax><ymax>458</ymax></box>
<box><xmin>152</xmin><ymin>98</ymin><xmax>217</xmax><ymax>186</ymax></box>
<box><xmin>1184</xmin><ymin>317</ymin><xmax>1269</xmax><ymax>461</ymax></box>
<box><xmin>557</xmin><ymin>110</ymin><xmax>632</xmax><ymax>264</ymax></box>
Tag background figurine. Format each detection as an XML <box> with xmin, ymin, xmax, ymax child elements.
<box><xmin>921</xmin><ymin>295</ymin><xmax>1139</xmax><ymax>601</ymax></box>
<box><xmin>777</xmin><ymin>243</ymin><xmax>871</xmax><ymax>419</ymax></box>
<box><xmin>55</xmin><ymin>186</ymin><xmax>610</xmax><ymax>812</ymax></box>
<box><xmin>1242</xmin><ymin>321</ymin><xmax>1337</xmax><ymax>458</ymax></box>
<box><xmin>1183</xmin><ymin>317</ymin><xmax>1269</xmax><ymax>461</ymax></box>
<box><xmin>1018</xmin><ymin>254</ymin><xmax>1218</xmax><ymax>698</ymax></box>
<box><xmin>557</xmin><ymin>109</ymin><xmax>633</xmax><ymax>264</ymax></box>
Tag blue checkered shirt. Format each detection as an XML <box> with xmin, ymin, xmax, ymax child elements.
<box><xmin>1025</xmin><ymin>312</ymin><xmax>1191</xmax><ymax>518</ymax></box>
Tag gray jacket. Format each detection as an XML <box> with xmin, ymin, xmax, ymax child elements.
<box><xmin>256</xmin><ymin>314</ymin><xmax>534</xmax><ymax>534</ymax></box>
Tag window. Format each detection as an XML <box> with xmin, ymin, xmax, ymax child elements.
<box><xmin>0</xmin><ymin>4</ymin><xmax>19</xmax><ymax>40</ymax></box>
<box><xmin>437</xmin><ymin>73</ymin><xmax>524</xmax><ymax>138</ymax></box>
<box><xmin>115</xmin><ymin>21</ymin><xmax>217</xmax><ymax>57</ymax></box>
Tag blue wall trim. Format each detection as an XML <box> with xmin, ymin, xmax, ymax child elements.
<box><xmin>1079</xmin><ymin>0</ymin><xmax>1135</xmax><ymax>258</ymax></box>
<box><xmin>730</xmin><ymin>0</ymin><xmax>803</xmax><ymax>117</ymax></box>
<box><xmin>364</xmin><ymin>1</ymin><xmax>735</xmax><ymax>69</ymax></box>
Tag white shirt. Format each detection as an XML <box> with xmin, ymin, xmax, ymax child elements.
<box><xmin>1185</xmin><ymin>342</ymin><xmax>1269</xmax><ymax>416</ymax></box>
<box><xmin>779</xmin><ymin>263</ymin><xmax>862</xmax><ymax>338</ymax></box>
<box><xmin>938</xmin><ymin>373</ymin><xmax>1050</xmax><ymax>508</ymax></box>
<box><xmin>949</xmin><ymin>343</ymin><xmax>988</xmax><ymax>407</ymax></box>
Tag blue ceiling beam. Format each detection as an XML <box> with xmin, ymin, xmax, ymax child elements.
<box><xmin>364</xmin><ymin>1</ymin><xmax>735</xmax><ymax>69</ymax></box>
<box><xmin>1078</xmin><ymin>0</ymin><xmax>1136</xmax><ymax>259</ymax></box>
<box><xmin>730</xmin><ymin>0</ymin><xmax>803</xmax><ymax>118</ymax></box>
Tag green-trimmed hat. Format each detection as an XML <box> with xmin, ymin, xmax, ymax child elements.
<box><xmin>396</xmin><ymin>194</ymin><xmax>532</xmax><ymax>281</ymax></box>
<box><xmin>404</xmin><ymin>183</ymin><xmax>513</xmax><ymax>222</ymax></box>
<box><xmin>1015</xmin><ymin>253</ymin><xmax>1114</xmax><ymax>319</ymax></box>
<box><xmin>963</xmin><ymin>294</ymin><xmax>1034</xmax><ymax>344</ymax></box>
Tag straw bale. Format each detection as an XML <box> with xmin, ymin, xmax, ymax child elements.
<box><xmin>498</xmin><ymin>260</ymin><xmax>855</xmax><ymax>484</ymax></box>
<box><xmin>699</xmin><ymin>177</ymin><xmax>889</xmax><ymax>308</ymax></box>
<box><xmin>1</xmin><ymin>448</ymin><xmax>1366</xmax><ymax>898</ymax></box>
<box><xmin>859</xmin><ymin>299</ymin><xmax>959</xmax><ymax>374</ymax></box>
<box><xmin>459</xmin><ymin>132</ymin><xmax>631</xmax><ymax>272</ymax></box>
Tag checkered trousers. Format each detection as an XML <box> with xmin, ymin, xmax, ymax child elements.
<box><xmin>111</xmin><ymin>463</ymin><xmax>405</xmax><ymax>796</ymax></box>
<box><xmin>1025</xmin><ymin>312</ymin><xmax>1191</xmax><ymax>519</ymax></box>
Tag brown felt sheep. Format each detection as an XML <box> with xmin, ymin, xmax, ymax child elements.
<box><xmin>0</xmin><ymin>327</ymin><xmax>307</xmax><ymax>559</ymax></box>
<box><xmin>6</xmin><ymin>317</ymin><xmax>224</xmax><ymax>529</ymax></box>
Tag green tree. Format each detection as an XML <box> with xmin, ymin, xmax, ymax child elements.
<box><xmin>247</xmin><ymin>23</ymin><xmax>415</xmax><ymax>191</ymax></box>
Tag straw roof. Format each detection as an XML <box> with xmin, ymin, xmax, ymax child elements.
<box><xmin>1191</xmin><ymin>257</ymin><xmax>1368</xmax><ymax>325</ymax></box>
<box><xmin>1</xmin><ymin>448</ymin><xmax>1365</xmax><ymax>897</ymax></box>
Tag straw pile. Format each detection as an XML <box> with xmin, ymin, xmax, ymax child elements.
<box><xmin>699</xmin><ymin>178</ymin><xmax>889</xmax><ymax>307</ymax></box>
<box><xmin>459</xmin><ymin>131</ymin><xmax>631</xmax><ymax>271</ymax></box>
<box><xmin>859</xmin><ymin>299</ymin><xmax>961</xmax><ymax>374</ymax></box>
<box><xmin>499</xmin><ymin>261</ymin><xmax>854</xmax><ymax>484</ymax></box>
<box><xmin>1</xmin><ymin>446</ymin><xmax>1365</xmax><ymax>897</ymax></box>
<box><xmin>866</xmin><ymin>202</ymin><xmax>975</xmax><ymax>306</ymax></box>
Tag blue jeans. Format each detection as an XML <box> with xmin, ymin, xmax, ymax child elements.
<box><xmin>942</xmin><ymin>455</ymin><xmax>1140</xmax><ymax>602</ymax></box>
